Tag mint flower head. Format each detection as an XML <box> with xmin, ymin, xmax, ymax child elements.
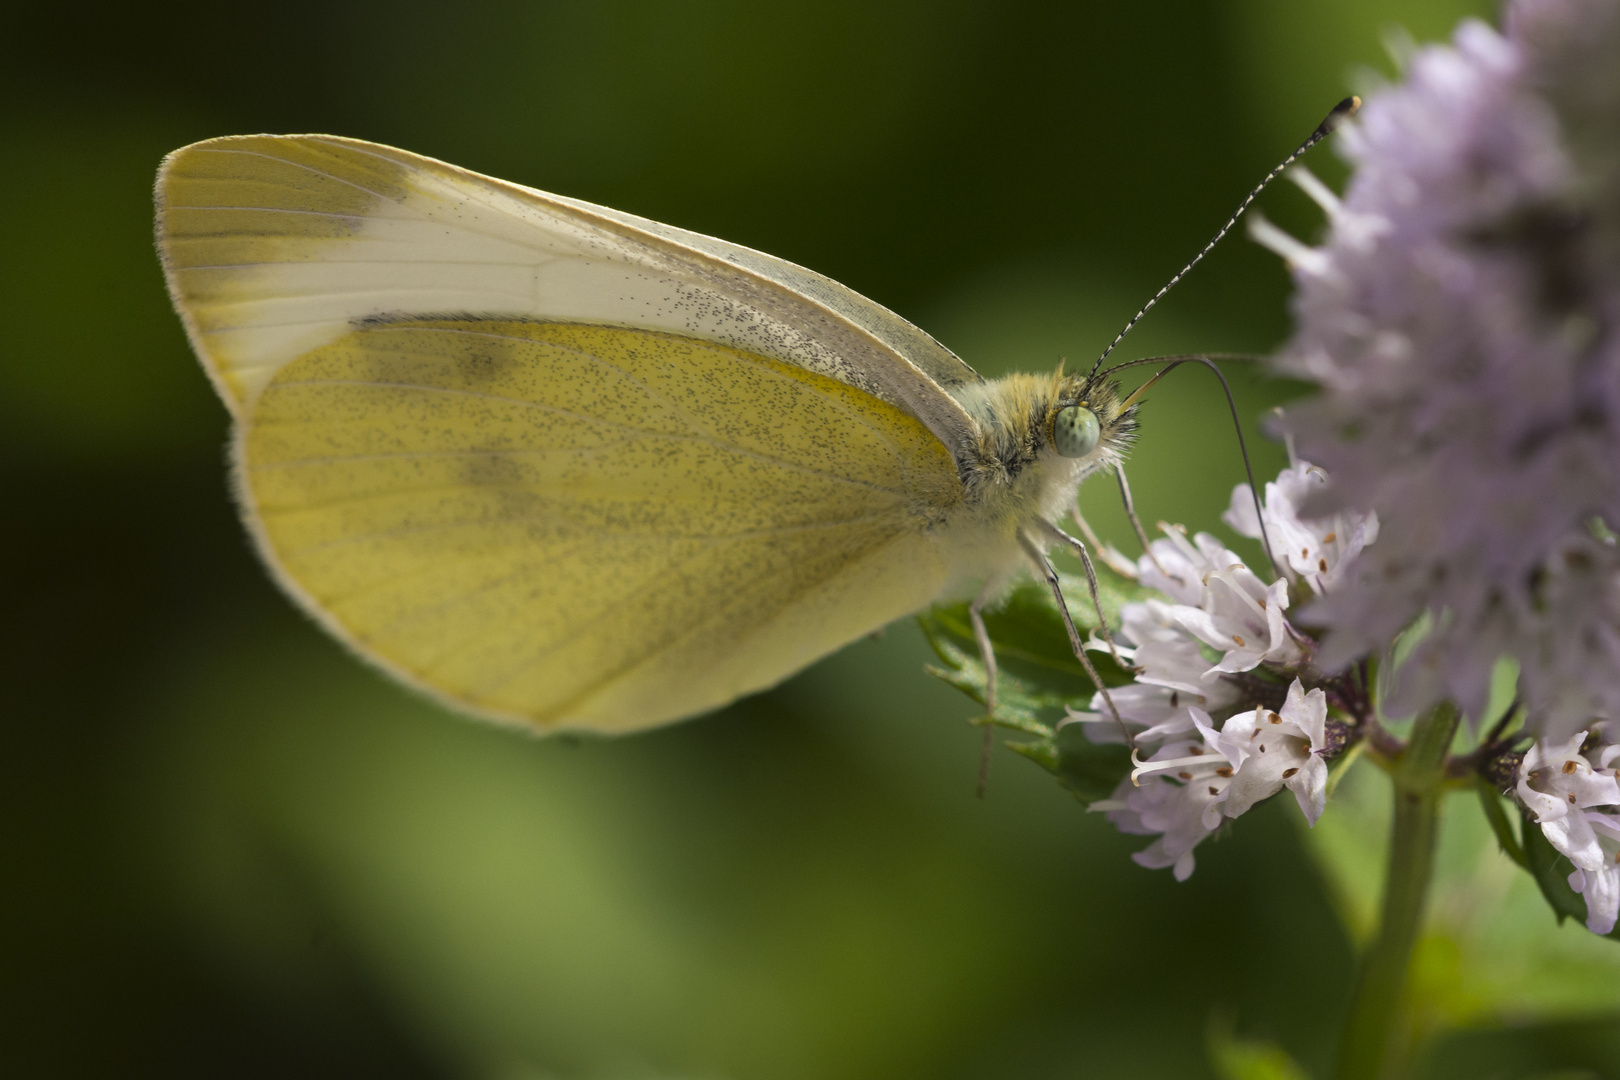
<box><xmin>1092</xmin><ymin>679</ymin><xmax>1330</xmax><ymax>881</ymax></box>
<box><xmin>1258</xmin><ymin>0</ymin><xmax>1620</xmax><ymax>740</ymax></box>
<box><xmin>1069</xmin><ymin>462</ymin><xmax>1369</xmax><ymax>879</ymax></box>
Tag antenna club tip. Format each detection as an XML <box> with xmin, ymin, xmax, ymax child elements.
<box><xmin>1315</xmin><ymin>96</ymin><xmax>1362</xmax><ymax>140</ymax></box>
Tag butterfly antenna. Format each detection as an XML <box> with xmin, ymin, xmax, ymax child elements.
<box><xmin>1086</xmin><ymin>96</ymin><xmax>1360</xmax><ymax>381</ymax></box>
<box><xmin>1108</xmin><ymin>354</ymin><xmax>1281</xmax><ymax>576</ymax></box>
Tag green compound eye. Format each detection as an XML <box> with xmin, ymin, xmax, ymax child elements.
<box><xmin>1053</xmin><ymin>405</ymin><xmax>1101</xmax><ymax>458</ymax></box>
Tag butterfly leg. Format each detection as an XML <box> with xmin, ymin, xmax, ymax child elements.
<box><xmin>1017</xmin><ymin>532</ymin><xmax>1132</xmax><ymax>747</ymax></box>
<box><xmin>970</xmin><ymin>583</ymin><xmax>999</xmax><ymax>798</ymax></box>
<box><xmin>1035</xmin><ymin>519</ymin><xmax>1130</xmax><ymax>673</ymax></box>
<box><xmin>1070</xmin><ymin>500</ymin><xmax>1138</xmax><ymax>579</ymax></box>
<box><xmin>1114</xmin><ymin>464</ymin><xmax>1167</xmax><ymax>577</ymax></box>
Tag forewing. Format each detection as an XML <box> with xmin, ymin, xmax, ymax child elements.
<box><xmin>156</xmin><ymin>134</ymin><xmax>979</xmax><ymax>451</ymax></box>
<box><xmin>240</xmin><ymin>321</ymin><xmax>962</xmax><ymax>732</ymax></box>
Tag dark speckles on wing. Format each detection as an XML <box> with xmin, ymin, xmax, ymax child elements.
<box><xmin>240</xmin><ymin>317</ymin><xmax>965</xmax><ymax>727</ymax></box>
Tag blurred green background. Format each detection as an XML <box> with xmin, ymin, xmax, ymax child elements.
<box><xmin>10</xmin><ymin>1</ymin><xmax>1619</xmax><ymax>1077</ymax></box>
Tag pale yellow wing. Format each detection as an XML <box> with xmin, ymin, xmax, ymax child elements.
<box><xmin>155</xmin><ymin>134</ymin><xmax>981</xmax><ymax>452</ymax></box>
<box><xmin>240</xmin><ymin>320</ymin><xmax>962</xmax><ymax>732</ymax></box>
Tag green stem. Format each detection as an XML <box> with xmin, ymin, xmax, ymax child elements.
<box><xmin>1332</xmin><ymin>702</ymin><xmax>1460</xmax><ymax>1080</ymax></box>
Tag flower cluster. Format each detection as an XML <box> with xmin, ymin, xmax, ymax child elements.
<box><xmin>1094</xmin><ymin>682</ymin><xmax>1329</xmax><ymax>880</ymax></box>
<box><xmin>1255</xmin><ymin>0</ymin><xmax>1620</xmax><ymax>742</ymax></box>
<box><xmin>1519</xmin><ymin>726</ymin><xmax>1620</xmax><ymax>934</ymax></box>
<box><xmin>1071</xmin><ymin>463</ymin><xmax>1376</xmax><ymax>878</ymax></box>
<box><xmin>1222</xmin><ymin>461</ymin><xmax>1379</xmax><ymax>597</ymax></box>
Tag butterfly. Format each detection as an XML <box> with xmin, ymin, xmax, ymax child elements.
<box><xmin>155</xmin><ymin>106</ymin><xmax>1352</xmax><ymax>735</ymax></box>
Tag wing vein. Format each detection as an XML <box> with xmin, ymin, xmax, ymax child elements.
<box><xmin>188</xmin><ymin>147</ymin><xmax>410</xmax><ymax>206</ymax></box>
<box><xmin>167</xmin><ymin>205</ymin><xmax>382</xmax><ymax>220</ymax></box>
<box><xmin>175</xmin><ymin>260</ymin><xmax>540</xmax><ymax>271</ymax></box>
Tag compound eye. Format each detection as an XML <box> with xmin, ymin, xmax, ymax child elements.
<box><xmin>1053</xmin><ymin>406</ymin><xmax>1101</xmax><ymax>458</ymax></box>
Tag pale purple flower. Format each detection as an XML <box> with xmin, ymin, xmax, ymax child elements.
<box><xmin>1068</xmin><ymin>599</ymin><xmax>1245</xmax><ymax>743</ymax></box>
<box><xmin>1256</xmin><ymin>0</ymin><xmax>1620</xmax><ymax>741</ymax></box>
<box><xmin>1519</xmin><ymin>727</ymin><xmax>1620</xmax><ymax>933</ymax></box>
<box><xmin>1224</xmin><ymin>461</ymin><xmax>1380</xmax><ymax>595</ymax></box>
<box><xmin>1570</xmin><ymin>813</ymin><xmax>1620</xmax><ymax>936</ymax></box>
<box><xmin>1519</xmin><ymin>730</ymin><xmax>1620</xmax><ymax>866</ymax></box>
<box><xmin>1138</xmin><ymin>526</ymin><xmax>1303</xmax><ymax>673</ymax></box>
<box><xmin>1137</xmin><ymin>527</ymin><xmax>1245</xmax><ymax>608</ymax></box>
<box><xmin>1098</xmin><ymin>682</ymin><xmax>1330</xmax><ymax>880</ymax></box>
<box><xmin>1100</xmin><ymin>717</ymin><xmax>1233</xmax><ymax>881</ymax></box>
<box><xmin>1171</xmin><ymin>567</ymin><xmax>1301</xmax><ymax>674</ymax></box>
<box><xmin>1066</xmin><ymin>520</ymin><xmax>1305</xmax><ymax>743</ymax></box>
<box><xmin>1208</xmin><ymin>680</ymin><xmax>1331</xmax><ymax>826</ymax></box>
<box><xmin>1075</xmin><ymin>465</ymin><xmax>1368</xmax><ymax>877</ymax></box>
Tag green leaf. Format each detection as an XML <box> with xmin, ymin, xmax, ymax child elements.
<box><xmin>918</xmin><ymin>571</ymin><xmax>1150</xmax><ymax>709</ymax></box>
<box><xmin>1004</xmin><ymin>738</ymin><xmax>1059</xmax><ymax>773</ymax></box>
<box><xmin>1002</xmin><ymin>724</ymin><xmax>1133</xmax><ymax>808</ymax></box>
<box><xmin>1049</xmin><ymin>723</ymin><xmax>1132</xmax><ymax>805</ymax></box>
<box><xmin>1475</xmin><ymin>779</ymin><xmax>1529</xmax><ymax>871</ymax></box>
<box><xmin>919</xmin><ymin>632</ymin><xmax>1062</xmax><ymax>738</ymax></box>
<box><xmin>1206</xmin><ymin>1020</ymin><xmax>1312</xmax><ymax>1080</ymax></box>
<box><xmin>1520</xmin><ymin>806</ymin><xmax>1592</xmax><ymax>927</ymax></box>
<box><xmin>919</xmin><ymin>571</ymin><xmax>1142</xmax><ymax>804</ymax></box>
<box><xmin>1324</xmin><ymin>738</ymin><xmax>1365</xmax><ymax>798</ymax></box>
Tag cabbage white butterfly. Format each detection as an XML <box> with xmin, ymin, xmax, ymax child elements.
<box><xmin>154</xmin><ymin>101</ymin><xmax>1353</xmax><ymax>735</ymax></box>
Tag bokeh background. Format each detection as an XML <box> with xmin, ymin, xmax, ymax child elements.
<box><xmin>7</xmin><ymin>1</ymin><xmax>1620</xmax><ymax>1077</ymax></box>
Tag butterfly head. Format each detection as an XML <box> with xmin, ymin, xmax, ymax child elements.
<box><xmin>1045</xmin><ymin>371</ymin><xmax>1137</xmax><ymax>466</ymax></box>
<box><xmin>952</xmin><ymin>369</ymin><xmax>1139</xmax><ymax>508</ymax></box>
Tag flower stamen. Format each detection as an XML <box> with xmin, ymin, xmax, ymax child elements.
<box><xmin>1130</xmin><ymin>747</ymin><xmax>1225</xmax><ymax>787</ymax></box>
